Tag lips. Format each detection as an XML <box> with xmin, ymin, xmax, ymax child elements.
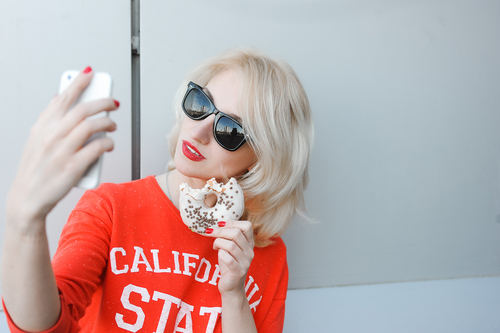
<box><xmin>182</xmin><ymin>140</ymin><xmax>205</xmax><ymax>161</ymax></box>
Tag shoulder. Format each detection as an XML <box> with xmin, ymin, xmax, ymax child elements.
<box><xmin>267</xmin><ymin>236</ymin><xmax>287</xmax><ymax>253</ymax></box>
<box><xmin>254</xmin><ymin>236</ymin><xmax>287</xmax><ymax>262</ymax></box>
<box><xmin>75</xmin><ymin>176</ymin><xmax>158</xmax><ymax>210</ymax></box>
<box><xmin>87</xmin><ymin>176</ymin><xmax>156</xmax><ymax>199</ymax></box>
<box><xmin>94</xmin><ymin>176</ymin><xmax>154</xmax><ymax>193</ymax></box>
<box><xmin>250</xmin><ymin>237</ymin><xmax>289</xmax><ymax>296</ymax></box>
<box><xmin>258</xmin><ymin>236</ymin><xmax>286</xmax><ymax>251</ymax></box>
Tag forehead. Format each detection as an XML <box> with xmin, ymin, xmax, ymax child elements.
<box><xmin>204</xmin><ymin>70</ymin><xmax>241</xmax><ymax>119</ymax></box>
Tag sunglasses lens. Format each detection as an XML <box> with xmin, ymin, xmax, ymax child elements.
<box><xmin>184</xmin><ymin>89</ymin><xmax>211</xmax><ymax>119</ymax></box>
<box><xmin>215</xmin><ymin>116</ymin><xmax>246</xmax><ymax>150</ymax></box>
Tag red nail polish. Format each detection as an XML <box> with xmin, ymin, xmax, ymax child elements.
<box><xmin>205</xmin><ymin>228</ymin><xmax>213</xmax><ymax>234</ymax></box>
<box><xmin>114</xmin><ymin>100</ymin><xmax>120</xmax><ymax>107</ymax></box>
<box><xmin>218</xmin><ymin>221</ymin><xmax>226</xmax><ymax>227</ymax></box>
<box><xmin>83</xmin><ymin>66</ymin><xmax>92</xmax><ymax>74</ymax></box>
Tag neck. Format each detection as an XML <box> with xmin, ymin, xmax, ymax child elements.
<box><xmin>163</xmin><ymin>170</ymin><xmax>211</xmax><ymax>209</ymax></box>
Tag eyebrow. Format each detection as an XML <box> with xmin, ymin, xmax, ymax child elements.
<box><xmin>203</xmin><ymin>87</ymin><xmax>243</xmax><ymax>123</ymax></box>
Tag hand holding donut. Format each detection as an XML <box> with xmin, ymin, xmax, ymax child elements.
<box><xmin>206</xmin><ymin>220</ymin><xmax>255</xmax><ymax>296</ymax></box>
<box><xmin>6</xmin><ymin>67</ymin><xmax>119</xmax><ymax>227</ymax></box>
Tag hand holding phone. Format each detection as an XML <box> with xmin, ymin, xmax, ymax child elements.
<box><xmin>2</xmin><ymin>68</ymin><xmax>118</xmax><ymax>331</ymax></box>
<box><xmin>7</xmin><ymin>67</ymin><xmax>118</xmax><ymax>227</ymax></box>
<box><xmin>58</xmin><ymin>70</ymin><xmax>113</xmax><ymax>189</ymax></box>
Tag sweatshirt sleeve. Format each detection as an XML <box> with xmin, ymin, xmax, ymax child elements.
<box><xmin>2</xmin><ymin>185</ymin><xmax>114</xmax><ymax>332</ymax></box>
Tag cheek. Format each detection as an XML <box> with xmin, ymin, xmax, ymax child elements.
<box><xmin>178</xmin><ymin>118</ymin><xmax>190</xmax><ymax>137</ymax></box>
<box><xmin>175</xmin><ymin>120</ymin><xmax>192</xmax><ymax>150</ymax></box>
<box><xmin>226</xmin><ymin>147</ymin><xmax>256</xmax><ymax>173</ymax></box>
<box><xmin>173</xmin><ymin>133</ymin><xmax>188</xmax><ymax>165</ymax></box>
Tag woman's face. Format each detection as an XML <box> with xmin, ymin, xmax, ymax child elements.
<box><xmin>174</xmin><ymin>70</ymin><xmax>256</xmax><ymax>185</ymax></box>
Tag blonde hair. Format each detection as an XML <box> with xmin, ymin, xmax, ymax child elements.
<box><xmin>167</xmin><ymin>48</ymin><xmax>314</xmax><ymax>247</ymax></box>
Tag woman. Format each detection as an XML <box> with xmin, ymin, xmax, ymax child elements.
<box><xmin>2</xmin><ymin>48</ymin><xmax>313</xmax><ymax>332</ymax></box>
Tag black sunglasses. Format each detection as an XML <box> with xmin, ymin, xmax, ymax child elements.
<box><xmin>182</xmin><ymin>81</ymin><xmax>248</xmax><ymax>151</ymax></box>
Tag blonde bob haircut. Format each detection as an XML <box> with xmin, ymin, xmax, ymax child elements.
<box><xmin>167</xmin><ymin>48</ymin><xmax>314</xmax><ymax>247</ymax></box>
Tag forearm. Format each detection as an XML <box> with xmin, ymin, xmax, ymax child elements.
<box><xmin>221</xmin><ymin>289</ymin><xmax>258</xmax><ymax>333</ymax></box>
<box><xmin>1</xmin><ymin>216</ymin><xmax>61</xmax><ymax>332</ymax></box>
<box><xmin>0</xmin><ymin>68</ymin><xmax>117</xmax><ymax>332</ymax></box>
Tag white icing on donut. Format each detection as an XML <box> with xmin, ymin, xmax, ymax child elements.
<box><xmin>179</xmin><ymin>177</ymin><xmax>244</xmax><ymax>234</ymax></box>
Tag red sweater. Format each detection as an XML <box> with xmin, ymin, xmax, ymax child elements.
<box><xmin>4</xmin><ymin>176</ymin><xmax>288</xmax><ymax>333</ymax></box>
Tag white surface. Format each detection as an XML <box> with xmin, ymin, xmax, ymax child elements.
<box><xmin>283</xmin><ymin>276</ymin><xmax>500</xmax><ymax>333</ymax></box>
<box><xmin>0</xmin><ymin>0</ymin><xmax>131</xmax><ymax>297</ymax></box>
<box><xmin>141</xmin><ymin>0</ymin><xmax>500</xmax><ymax>289</ymax></box>
<box><xmin>1</xmin><ymin>276</ymin><xmax>498</xmax><ymax>332</ymax></box>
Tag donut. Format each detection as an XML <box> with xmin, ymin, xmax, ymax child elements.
<box><xmin>179</xmin><ymin>177</ymin><xmax>244</xmax><ymax>234</ymax></box>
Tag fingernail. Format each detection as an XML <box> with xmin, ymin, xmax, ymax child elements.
<box><xmin>114</xmin><ymin>99</ymin><xmax>120</xmax><ymax>107</ymax></box>
<box><xmin>205</xmin><ymin>228</ymin><xmax>213</xmax><ymax>234</ymax></box>
<box><xmin>83</xmin><ymin>66</ymin><xmax>92</xmax><ymax>74</ymax></box>
<box><xmin>218</xmin><ymin>221</ymin><xmax>226</xmax><ymax>227</ymax></box>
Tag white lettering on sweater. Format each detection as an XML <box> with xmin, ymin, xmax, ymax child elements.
<box><xmin>199</xmin><ymin>307</ymin><xmax>222</xmax><ymax>333</ymax></box>
<box><xmin>109</xmin><ymin>247</ymin><xmax>231</xmax><ymax>289</ymax></box>
<box><xmin>151</xmin><ymin>249</ymin><xmax>171</xmax><ymax>273</ymax></box>
<box><xmin>110</xmin><ymin>247</ymin><xmax>129</xmax><ymax>274</ymax></box>
<box><xmin>194</xmin><ymin>258</ymin><xmax>211</xmax><ymax>283</ymax></box>
<box><xmin>115</xmin><ymin>284</ymin><xmax>225</xmax><ymax>333</ymax></box>
<box><xmin>115</xmin><ymin>284</ymin><xmax>150</xmax><ymax>332</ymax></box>
<box><xmin>130</xmin><ymin>246</ymin><xmax>153</xmax><ymax>272</ymax></box>
<box><xmin>110</xmin><ymin>246</ymin><xmax>264</xmax><ymax>332</ymax></box>
<box><xmin>182</xmin><ymin>253</ymin><xmax>199</xmax><ymax>276</ymax></box>
<box><xmin>152</xmin><ymin>291</ymin><xmax>181</xmax><ymax>333</ymax></box>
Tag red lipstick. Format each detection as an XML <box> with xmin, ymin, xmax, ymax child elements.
<box><xmin>182</xmin><ymin>140</ymin><xmax>205</xmax><ymax>161</ymax></box>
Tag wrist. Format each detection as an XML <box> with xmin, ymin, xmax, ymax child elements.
<box><xmin>5</xmin><ymin>203</ymin><xmax>47</xmax><ymax>238</ymax></box>
<box><xmin>6</xmin><ymin>177</ymin><xmax>55</xmax><ymax>221</ymax></box>
<box><xmin>220</xmin><ymin>286</ymin><xmax>257</xmax><ymax>333</ymax></box>
<box><xmin>220</xmin><ymin>285</ymin><xmax>247</xmax><ymax>303</ymax></box>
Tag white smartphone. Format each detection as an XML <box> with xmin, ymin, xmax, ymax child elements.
<box><xmin>58</xmin><ymin>70</ymin><xmax>113</xmax><ymax>190</ymax></box>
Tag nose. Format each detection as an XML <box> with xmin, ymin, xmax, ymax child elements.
<box><xmin>190</xmin><ymin>114</ymin><xmax>215</xmax><ymax>145</ymax></box>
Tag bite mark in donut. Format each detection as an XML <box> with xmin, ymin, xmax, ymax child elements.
<box><xmin>179</xmin><ymin>178</ymin><xmax>244</xmax><ymax>234</ymax></box>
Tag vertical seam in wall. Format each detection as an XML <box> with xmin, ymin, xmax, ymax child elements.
<box><xmin>131</xmin><ymin>0</ymin><xmax>140</xmax><ymax>180</ymax></box>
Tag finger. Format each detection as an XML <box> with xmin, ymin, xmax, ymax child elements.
<box><xmin>213</xmin><ymin>220</ymin><xmax>254</xmax><ymax>244</ymax></box>
<box><xmin>38</xmin><ymin>94</ymin><xmax>64</xmax><ymax>123</ymax></box>
<box><xmin>57</xmin><ymin>98</ymin><xmax>119</xmax><ymax>138</ymax></box>
<box><xmin>213</xmin><ymin>238</ymin><xmax>242</xmax><ymax>257</ymax></box>
<box><xmin>70</xmin><ymin>137</ymin><xmax>114</xmax><ymax>176</ymax></box>
<box><xmin>55</xmin><ymin>67</ymin><xmax>94</xmax><ymax>113</ymax></box>
<box><xmin>63</xmin><ymin>116</ymin><xmax>117</xmax><ymax>153</ymax></box>
<box><xmin>208</xmin><ymin>227</ymin><xmax>251</xmax><ymax>252</ymax></box>
<box><xmin>213</xmin><ymin>237</ymin><xmax>253</xmax><ymax>267</ymax></box>
<box><xmin>218</xmin><ymin>249</ymin><xmax>245</xmax><ymax>274</ymax></box>
<box><xmin>214</xmin><ymin>240</ymin><xmax>251</xmax><ymax>269</ymax></box>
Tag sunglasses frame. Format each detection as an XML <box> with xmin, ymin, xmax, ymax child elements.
<box><xmin>182</xmin><ymin>81</ymin><xmax>248</xmax><ymax>151</ymax></box>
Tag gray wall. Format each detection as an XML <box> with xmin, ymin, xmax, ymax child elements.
<box><xmin>140</xmin><ymin>0</ymin><xmax>500</xmax><ymax>289</ymax></box>
<box><xmin>0</xmin><ymin>0</ymin><xmax>499</xmax><ymax>300</ymax></box>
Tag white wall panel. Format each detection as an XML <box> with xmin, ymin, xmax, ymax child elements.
<box><xmin>0</xmin><ymin>0</ymin><xmax>131</xmax><ymax>296</ymax></box>
<box><xmin>141</xmin><ymin>0</ymin><xmax>500</xmax><ymax>289</ymax></box>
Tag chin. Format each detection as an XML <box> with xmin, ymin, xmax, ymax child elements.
<box><xmin>174</xmin><ymin>161</ymin><xmax>212</xmax><ymax>181</ymax></box>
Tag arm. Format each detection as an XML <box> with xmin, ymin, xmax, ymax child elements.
<box><xmin>206</xmin><ymin>221</ymin><xmax>258</xmax><ymax>333</ymax></box>
<box><xmin>220</xmin><ymin>289</ymin><xmax>257</xmax><ymax>333</ymax></box>
<box><xmin>1</xmin><ymin>216</ymin><xmax>60</xmax><ymax>331</ymax></box>
<box><xmin>1</xmin><ymin>67</ymin><xmax>119</xmax><ymax>332</ymax></box>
